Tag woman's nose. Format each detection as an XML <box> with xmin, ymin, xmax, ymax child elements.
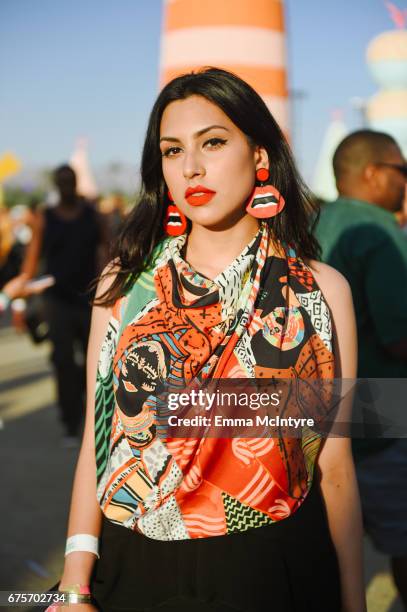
<box><xmin>183</xmin><ymin>150</ymin><xmax>205</xmax><ymax>180</ymax></box>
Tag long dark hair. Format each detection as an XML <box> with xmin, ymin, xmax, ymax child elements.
<box><xmin>96</xmin><ymin>67</ymin><xmax>320</xmax><ymax>306</ymax></box>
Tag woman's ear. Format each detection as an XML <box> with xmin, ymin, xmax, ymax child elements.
<box><xmin>254</xmin><ymin>145</ymin><xmax>269</xmax><ymax>171</ymax></box>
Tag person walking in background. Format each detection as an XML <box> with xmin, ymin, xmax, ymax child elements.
<box><xmin>21</xmin><ymin>164</ymin><xmax>108</xmax><ymax>446</ymax></box>
<box><xmin>315</xmin><ymin>129</ymin><xmax>407</xmax><ymax>607</ymax></box>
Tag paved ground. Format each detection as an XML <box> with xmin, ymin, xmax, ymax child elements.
<box><xmin>0</xmin><ymin>322</ymin><xmax>404</xmax><ymax>611</ymax></box>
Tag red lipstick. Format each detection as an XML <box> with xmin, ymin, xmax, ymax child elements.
<box><xmin>185</xmin><ymin>185</ymin><xmax>216</xmax><ymax>206</ymax></box>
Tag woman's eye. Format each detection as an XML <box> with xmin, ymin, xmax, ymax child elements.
<box><xmin>162</xmin><ymin>146</ymin><xmax>181</xmax><ymax>157</ymax></box>
<box><xmin>205</xmin><ymin>138</ymin><xmax>227</xmax><ymax>149</ymax></box>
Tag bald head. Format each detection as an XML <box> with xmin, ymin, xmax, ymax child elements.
<box><xmin>332</xmin><ymin>130</ymin><xmax>406</xmax><ymax>212</ymax></box>
<box><xmin>333</xmin><ymin>130</ymin><xmax>398</xmax><ymax>186</ymax></box>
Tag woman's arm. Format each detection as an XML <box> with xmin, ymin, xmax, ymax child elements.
<box><xmin>58</xmin><ymin>265</ymin><xmax>117</xmax><ymax>590</ymax></box>
<box><xmin>11</xmin><ymin>211</ymin><xmax>45</xmax><ymax>331</ymax></box>
<box><xmin>21</xmin><ymin>209</ymin><xmax>44</xmax><ymax>278</ymax></box>
<box><xmin>311</xmin><ymin>261</ymin><xmax>367</xmax><ymax>612</ymax></box>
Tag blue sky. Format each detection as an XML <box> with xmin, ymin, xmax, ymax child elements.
<box><xmin>0</xmin><ymin>0</ymin><xmax>397</xmax><ymax>182</ymax></box>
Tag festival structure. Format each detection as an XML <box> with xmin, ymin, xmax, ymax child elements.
<box><xmin>159</xmin><ymin>0</ymin><xmax>290</xmax><ymax>134</ymax></box>
<box><xmin>366</xmin><ymin>2</ymin><xmax>407</xmax><ymax>155</ymax></box>
<box><xmin>70</xmin><ymin>138</ymin><xmax>98</xmax><ymax>200</ymax></box>
<box><xmin>311</xmin><ymin>111</ymin><xmax>348</xmax><ymax>202</ymax></box>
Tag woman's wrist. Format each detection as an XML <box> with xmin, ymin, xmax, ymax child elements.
<box><xmin>59</xmin><ymin>578</ymin><xmax>91</xmax><ymax>592</ymax></box>
<box><xmin>61</xmin><ymin>551</ymin><xmax>97</xmax><ymax>588</ymax></box>
<box><xmin>58</xmin><ymin>582</ymin><xmax>91</xmax><ymax>593</ymax></box>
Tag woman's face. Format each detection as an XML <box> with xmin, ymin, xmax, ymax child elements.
<box><xmin>159</xmin><ymin>95</ymin><xmax>267</xmax><ymax>229</ymax></box>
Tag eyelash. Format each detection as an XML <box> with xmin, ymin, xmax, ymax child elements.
<box><xmin>161</xmin><ymin>137</ymin><xmax>227</xmax><ymax>158</ymax></box>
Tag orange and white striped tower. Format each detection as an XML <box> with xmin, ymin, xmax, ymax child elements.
<box><xmin>159</xmin><ymin>0</ymin><xmax>290</xmax><ymax>134</ymax></box>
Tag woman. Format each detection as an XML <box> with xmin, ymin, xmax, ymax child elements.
<box><xmin>53</xmin><ymin>68</ymin><xmax>366</xmax><ymax>612</ymax></box>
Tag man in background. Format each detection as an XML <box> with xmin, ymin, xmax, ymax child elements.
<box><xmin>22</xmin><ymin>164</ymin><xmax>107</xmax><ymax>446</ymax></box>
<box><xmin>316</xmin><ymin>130</ymin><xmax>407</xmax><ymax>606</ymax></box>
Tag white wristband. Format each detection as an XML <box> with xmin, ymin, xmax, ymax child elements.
<box><xmin>11</xmin><ymin>298</ymin><xmax>26</xmax><ymax>313</ymax></box>
<box><xmin>65</xmin><ymin>534</ymin><xmax>100</xmax><ymax>558</ymax></box>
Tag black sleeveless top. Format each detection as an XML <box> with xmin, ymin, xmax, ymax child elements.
<box><xmin>42</xmin><ymin>201</ymin><xmax>101</xmax><ymax>305</ymax></box>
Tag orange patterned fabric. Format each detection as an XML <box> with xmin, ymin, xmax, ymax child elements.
<box><xmin>95</xmin><ymin>223</ymin><xmax>334</xmax><ymax>540</ymax></box>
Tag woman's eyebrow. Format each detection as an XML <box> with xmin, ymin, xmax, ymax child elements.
<box><xmin>160</xmin><ymin>124</ymin><xmax>229</xmax><ymax>143</ymax></box>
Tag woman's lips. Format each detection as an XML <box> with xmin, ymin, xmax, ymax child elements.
<box><xmin>186</xmin><ymin>192</ymin><xmax>216</xmax><ymax>206</ymax></box>
<box><xmin>184</xmin><ymin>185</ymin><xmax>217</xmax><ymax>206</ymax></box>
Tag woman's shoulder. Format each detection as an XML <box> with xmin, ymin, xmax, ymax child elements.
<box><xmin>97</xmin><ymin>258</ymin><xmax>122</xmax><ymax>297</ymax></box>
<box><xmin>307</xmin><ymin>260</ymin><xmax>353</xmax><ymax>320</ymax></box>
<box><xmin>307</xmin><ymin>262</ymin><xmax>357</xmax><ymax>376</ymax></box>
<box><xmin>306</xmin><ymin>259</ymin><xmax>352</xmax><ymax>305</ymax></box>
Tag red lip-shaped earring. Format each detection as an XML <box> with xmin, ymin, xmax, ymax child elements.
<box><xmin>164</xmin><ymin>190</ymin><xmax>187</xmax><ymax>236</ymax></box>
<box><xmin>246</xmin><ymin>168</ymin><xmax>285</xmax><ymax>219</ymax></box>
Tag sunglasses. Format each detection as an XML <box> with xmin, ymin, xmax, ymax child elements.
<box><xmin>375</xmin><ymin>162</ymin><xmax>407</xmax><ymax>178</ymax></box>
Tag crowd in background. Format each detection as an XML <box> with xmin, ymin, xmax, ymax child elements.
<box><xmin>0</xmin><ymin>167</ymin><xmax>128</xmax><ymax>446</ymax></box>
<box><xmin>1</xmin><ymin>130</ymin><xmax>407</xmax><ymax>607</ymax></box>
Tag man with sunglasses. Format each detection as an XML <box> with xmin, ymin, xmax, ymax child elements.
<box><xmin>316</xmin><ymin>129</ymin><xmax>407</xmax><ymax>607</ymax></box>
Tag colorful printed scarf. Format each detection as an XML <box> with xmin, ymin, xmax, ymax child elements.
<box><xmin>95</xmin><ymin>223</ymin><xmax>334</xmax><ymax>540</ymax></box>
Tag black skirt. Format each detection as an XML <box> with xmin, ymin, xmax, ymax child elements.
<box><xmin>91</xmin><ymin>481</ymin><xmax>341</xmax><ymax>612</ymax></box>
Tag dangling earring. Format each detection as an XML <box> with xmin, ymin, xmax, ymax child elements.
<box><xmin>246</xmin><ymin>168</ymin><xmax>285</xmax><ymax>219</ymax></box>
<box><xmin>163</xmin><ymin>189</ymin><xmax>187</xmax><ymax>236</ymax></box>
